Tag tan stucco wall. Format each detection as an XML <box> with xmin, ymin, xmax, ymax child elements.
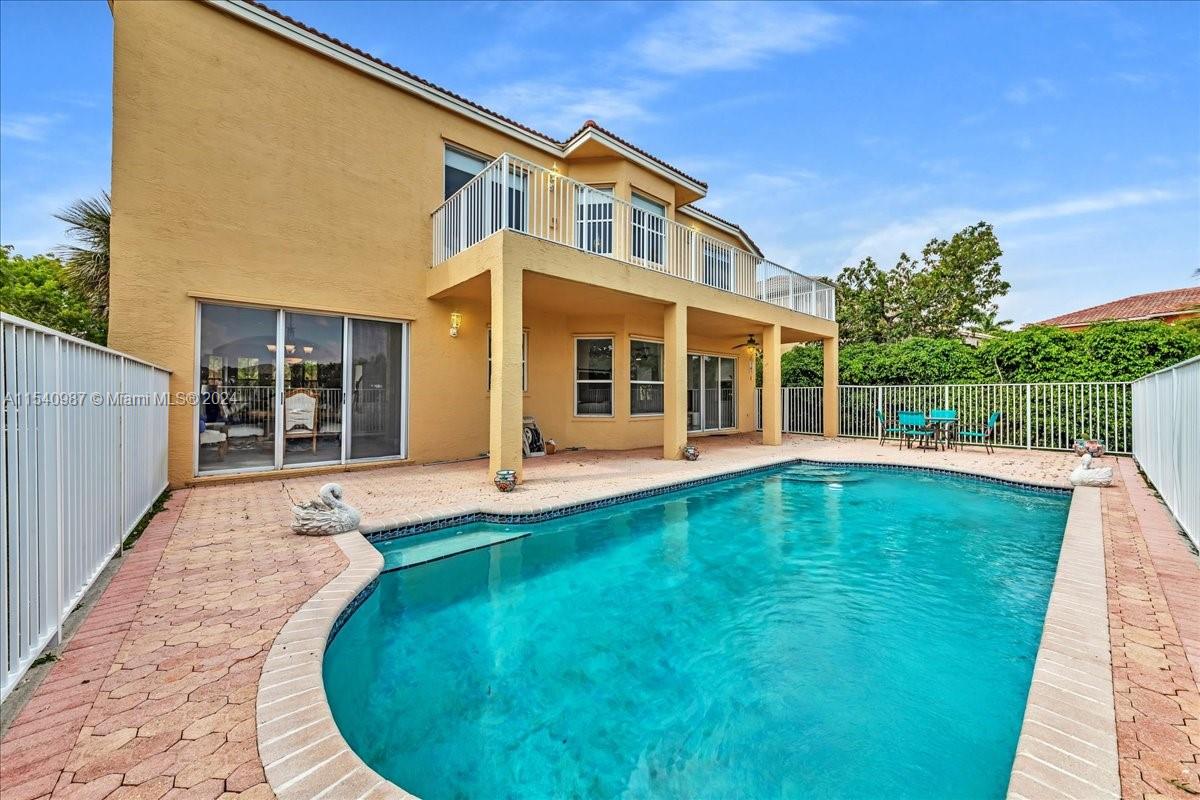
<box><xmin>106</xmin><ymin>0</ymin><xmax>833</xmax><ymax>485</ymax></box>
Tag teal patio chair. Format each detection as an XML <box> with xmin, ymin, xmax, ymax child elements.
<box><xmin>897</xmin><ymin>411</ymin><xmax>935</xmax><ymax>450</ymax></box>
<box><xmin>875</xmin><ymin>409</ymin><xmax>904</xmax><ymax>445</ymax></box>
<box><xmin>959</xmin><ymin>411</ymin><xmax>1001</xmax><ymax>454</ymax></box>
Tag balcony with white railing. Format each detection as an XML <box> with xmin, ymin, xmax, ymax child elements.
<box><xmin>431</xmin><ymin>154</ymin><xmax>837</xmax><ymax>322</ymax></box>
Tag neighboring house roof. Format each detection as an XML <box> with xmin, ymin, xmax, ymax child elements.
<box><xmin>230</xmin><ymin>1</ymin><xmax>706</xmax><ymax>194</ymax></box>
<box><xmin>1035</xmin><ymin>287</ymin><xmax>1200</xmax><ymax>327</ymax></box>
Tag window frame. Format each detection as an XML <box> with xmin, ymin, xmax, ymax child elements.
<box><xmin>629</xmin><ymin>337</ymin><xmax>665</xmax><ymax>417</ymax></box>
<box><xmin>573</xmin><ymin>335</ymin><xmax>615</xmax><ymax>418</ymax></box>
<box><xmin>486</xmin><ymin>327</ymin><xmax>529</xmax><ymax>392</ymax></box>
<box><xmin>702</xmin><ymin>238</ymin><xmax>735</xmax><ymax>292</ymax></box>
<box><xmin>575</xmin><ymin>184</ymin><xmax>615</xmax><ymax>255</ymax></box>
<box><xmin>631</xmin><ymin>191</ymin><xmax>667</xmax><ymax>266</ymax></box>
<box><xmin>443</xmin><ymin>143</ymin><xmax>491</xmax><ymax>201</ymax></box>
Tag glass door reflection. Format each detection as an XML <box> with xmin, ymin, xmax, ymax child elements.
<box><xmin>281</xmin><ymin>312</ymin><xmax>343</xmax><ymax>466</ymax></box>
<box><xmin>349</xmin><ymin>319</ymin><xmax>406</xmax><ymax>460</ymax></box>
<box><xmin>197</xmin><ymin>303</ymin><xmax>277</xmax><ymax>473</ymax></box>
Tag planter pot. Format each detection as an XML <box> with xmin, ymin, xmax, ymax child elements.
<box><xmin>494</xmin><ymin>469</ymin><xmax>517</xmax><ymax>492</ymax></box>
<box><xmin>682</xmin><ymin>444</ymin><xmax>700</xmax><ymax>462</ymax></box>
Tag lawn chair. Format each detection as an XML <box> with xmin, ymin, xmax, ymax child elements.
<box><xmin>897</xmin><ymin>411</ymin><xmax>935</xmax><ymax>450</ymax></box>
<box><xmin>959</xmin><ymin>411</ymin><xmax>1001</xmax><ymax>454</ymax></box>
<box><xmin>875</xmin><ymin>409</ymin><xmax>904</xmax><ymax>445</ymax></box>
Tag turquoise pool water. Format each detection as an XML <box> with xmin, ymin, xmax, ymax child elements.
<box><xmin>324</xmin><ymin>464</ymin><xmax>1069</xmax><ymax>799</ymax></box>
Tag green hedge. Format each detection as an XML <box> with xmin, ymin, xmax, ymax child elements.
<box><xmin>779</xmin><ymin>321</ymin><xmax>1200</xmax><ymax>387</ymax></box>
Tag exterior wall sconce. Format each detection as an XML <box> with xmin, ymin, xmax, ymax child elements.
<box><xmin>450</xmin><ymin>312</ymin><xmax>463</xmax><ymax>338</ymax></box>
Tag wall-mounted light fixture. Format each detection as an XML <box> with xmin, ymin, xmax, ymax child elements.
<box><xmin>450</xmin><ymin>312</ymin><xmax>463</xmax><ymax>338</ymax></box>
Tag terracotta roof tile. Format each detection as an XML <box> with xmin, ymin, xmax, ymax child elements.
<box><xmin>564</xmin><ymin>120</ymin><xmax>707</xmax><ymax>189</ymax></box>
<box><xmin>679</xmin><ymin>205</ymin><xmax>764</xmax><ymax>257</ymax></box>
<box><xmin>1036</xmin><ymin>287</ymin><xmax>1200</xmax><ymax>327</ymax></box>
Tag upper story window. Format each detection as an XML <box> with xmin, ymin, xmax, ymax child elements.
<box><xmin>703</xmin><ymin>240</ymin><xmax>734</xmax><ymax>292</ymax></box>
<box><xmin>444</xmin><ymin>146</ymin><xmax>489</xmax><ymax>200</ymax></box>
<box><xmin>631</xmin><ymin>193</ymin><xmax>666</xmax><ymax>266</ymax></box>
<box><xmin>576</xmin><ymin>186</ymin><xmax>614</xmax><ymax>255</ymax></box>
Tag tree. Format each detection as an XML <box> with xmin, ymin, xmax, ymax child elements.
<box><xmin>0</xmin><ymin>245</ymin><xmax>108</xmax><ymax>343</ymax></box>
<box><xmin>834</xmin><ymin>222</ymin><xmax>1010</xmax><ymax>345</ymax></box>
<box><xmin>54</xmin><ymin>191</ymin><xmax>111</xmax><ymax>317</ymax></box>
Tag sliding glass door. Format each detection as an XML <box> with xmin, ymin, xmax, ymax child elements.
<box><xmin>686</xmin><ymin>353</ymin><xmax>737</xmax><ymax>432</ymax></box>
<box><xmin>196</xmin><ymin>302</ymin><xmax>407</xmax><ymax>474</ymax></box>
<box><xmin>198</xmin><ymin>304</ymin><xmax>277</xmax><ymax>472</ymax></box>
<box><xmin>281</xmin><ymin>312</ymin><xmax>343</xmax><ymax>467</ymax></box>
<box><xmin>348</xmin><ymin>319</ymin><xmax>406</xmax><ymax>460</ymax></box>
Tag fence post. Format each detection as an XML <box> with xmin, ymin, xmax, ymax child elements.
<box><xmin>1025</xmin><ymin>384</ymin><xmax>1032</xmax><ymax>450</ymax></box>
<box><xmin>500</xmin><ymin>155</ymin><xmax>509</xmax><ymax>232</ymax></box>
<box><xmin>876</xmin><ymin>386</ymin><xmax>883</xmax><ymax>441</ymax></box>
<box><xmin>117</xmin><ymin>359</ymin><xmax>126</xmax><ymax>558</ymax></box>
<box><xmin>52</xmin><ymin>335</ymin><xmax>64</xmax><ymax>647</ymax></box>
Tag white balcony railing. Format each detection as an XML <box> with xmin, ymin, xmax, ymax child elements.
<box><xmin>431</xmin><ymin>153</ymin><xmax>837</xmax><ymax>321</ymax></box>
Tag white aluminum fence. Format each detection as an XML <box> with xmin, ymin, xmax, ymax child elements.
<box><xmin>756</xmin><ymin>382</ymin><xmax>1134</xmax><ymax>453</ymax></box>
<box><xmin>431</xmin><ymin>153</ymin><xmax>837</xmax><ymax>320</ymax></box>
<box><xmin>1132</xmin><ymin>356</ymin><xmax>1198</xmax><ymax>548</ymax></box>
<box><xmin>1</xmin><ymin>314</ymin><xmax>169</xmax><ymax>701</ymax></box>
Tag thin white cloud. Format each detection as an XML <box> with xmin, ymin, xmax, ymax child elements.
<box><xmin>843</xmin><ymin>186</ymin><xmax>1181</xmax><ymax>266</ymax></box>
<box><xmin>994</xmin><ymin>188</ymin><xmax>1177</xmax><ymax>224</ymax></box>
<box><xmin>478</xmin><ymin>80</ymin><xmax>666</xmax><ymax>138</ymax></box>
<box><xmin>1004</xmin><ymin>78</ymin><xmax>1060</xmax><ymax>105</ymax></box>
<box><xmin>0</xmin><ymin>113</ymin><xmax>64</xmax><ymax>142</ymax></box>
<box><xmin>631</xmin><ymin>2</ymin><xmax>845</xmax><ymax>75</ymax></box>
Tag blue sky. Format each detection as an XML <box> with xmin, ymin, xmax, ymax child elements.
<box><xmin>2</xmin><ymin>1</ymin><xmax>1197</xmax><ymax>324</ymax></box>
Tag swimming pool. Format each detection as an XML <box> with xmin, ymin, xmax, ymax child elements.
<box><xmin>324</xmin><ymin>463</ymin><xmax>1070</xmax><ymax>799</ymax></box>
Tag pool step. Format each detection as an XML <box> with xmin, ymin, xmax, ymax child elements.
<box><xmin>382</xmin><ymin>530</ymin><xmax>530</xmax><ymax>571</ymax></box>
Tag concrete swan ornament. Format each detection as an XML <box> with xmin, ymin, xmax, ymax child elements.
<box><xmin>1069</xmin><ymin>453</ymin><xmax>1113</xmax><ymax>488</ymax></box>
<box><xmin>292</xmin><ymin>483</ymin><xmax>361</xmax><ymax>535</ymax></box>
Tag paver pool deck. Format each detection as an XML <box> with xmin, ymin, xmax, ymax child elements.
<box><xmin>2</xmin><ymin>435</ymin><xmax>1197</xmax><ymax>799</ymax></box>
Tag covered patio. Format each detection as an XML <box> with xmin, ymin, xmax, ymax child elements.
<box><xmin>425</xmin><ymin>229</ymin><xmax>840</xmax><ymax>484</ymax></box>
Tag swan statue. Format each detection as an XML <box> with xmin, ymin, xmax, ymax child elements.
<box><xmin>292</xmin><ymin>483</ymin><xmax>361</xmax><ymax>535</ymax></box>
<box><xmin>1070</xmin><ymin>453</ymin><xmax>1113</xmax><ymax>488</ymax></box>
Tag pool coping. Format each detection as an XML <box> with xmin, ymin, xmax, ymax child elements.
<box><xmin>1006</xmin><ymin>486</ymin><xmax>1120</xmax><ymax>800</ymax></box>
<box><xmin>256</xmin><ymin>456</ymin><xmax>1089</xmax><ymax>800</ymax></box>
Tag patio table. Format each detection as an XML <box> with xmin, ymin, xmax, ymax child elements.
<box><xmin>927</xmin><ymin>410</ymin><xmax>959</xmax><ymax>451</ymax></box>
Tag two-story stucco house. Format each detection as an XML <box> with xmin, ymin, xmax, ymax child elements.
<box><xmin>106</xmin><ymin>0</ymin><xmax>840</xmax><ymax>487</ymax></box>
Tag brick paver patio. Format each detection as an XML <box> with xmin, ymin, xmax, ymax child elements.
<box><xmin>2</xmin><ymin>435</ymin><xmax>1196</xmax><ymax>799</ymax></box>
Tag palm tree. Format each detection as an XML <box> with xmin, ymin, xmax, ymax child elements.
<box><xmin>55</xmin><ymin>191</ymin><xmax>111</xmax><ymax>317</ymax></box>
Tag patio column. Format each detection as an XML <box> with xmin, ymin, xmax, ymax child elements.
<box><xmin>762</xmin><ymin>323</ymin><xmax>782</xmax><ymax>445</ymax></box>
<box><xmin>663</xmin><ymin>302</ymin><xmax>688</xmax><ymax>459</ymax></box>
<box><xmin>822</xmin><ymin>335</ymin><xmax>839</xmax><ymax>438</ymax></box>
<box><xmin>489</xmin><ymin>261</ymin><xmax>524</xmax><ymax>482</ymax></box>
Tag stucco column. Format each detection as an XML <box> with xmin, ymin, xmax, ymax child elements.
<box><xmin>761</xmin><ymin>324</ymin><xmax>782</xmax><ymax>445</ymax></box>
<box><xmin>662</xmin><ymin>303</ymin><xmax>688</xmax><ymax>459</ymax></box>
<box><xmin>822</xmin><ymin>336</ymin><xmax>839</xmax><ymax>438</ymax></box>
<box><xmin>489</xmin><ymin>262</ymin><xmax>524</xmax><ymax>482</ymax></box>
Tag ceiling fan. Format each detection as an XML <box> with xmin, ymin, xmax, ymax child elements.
<box><xmin>732</xmin><ymin>333</ymin><xmax>761</xmax><ymax>357</ymax></box>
